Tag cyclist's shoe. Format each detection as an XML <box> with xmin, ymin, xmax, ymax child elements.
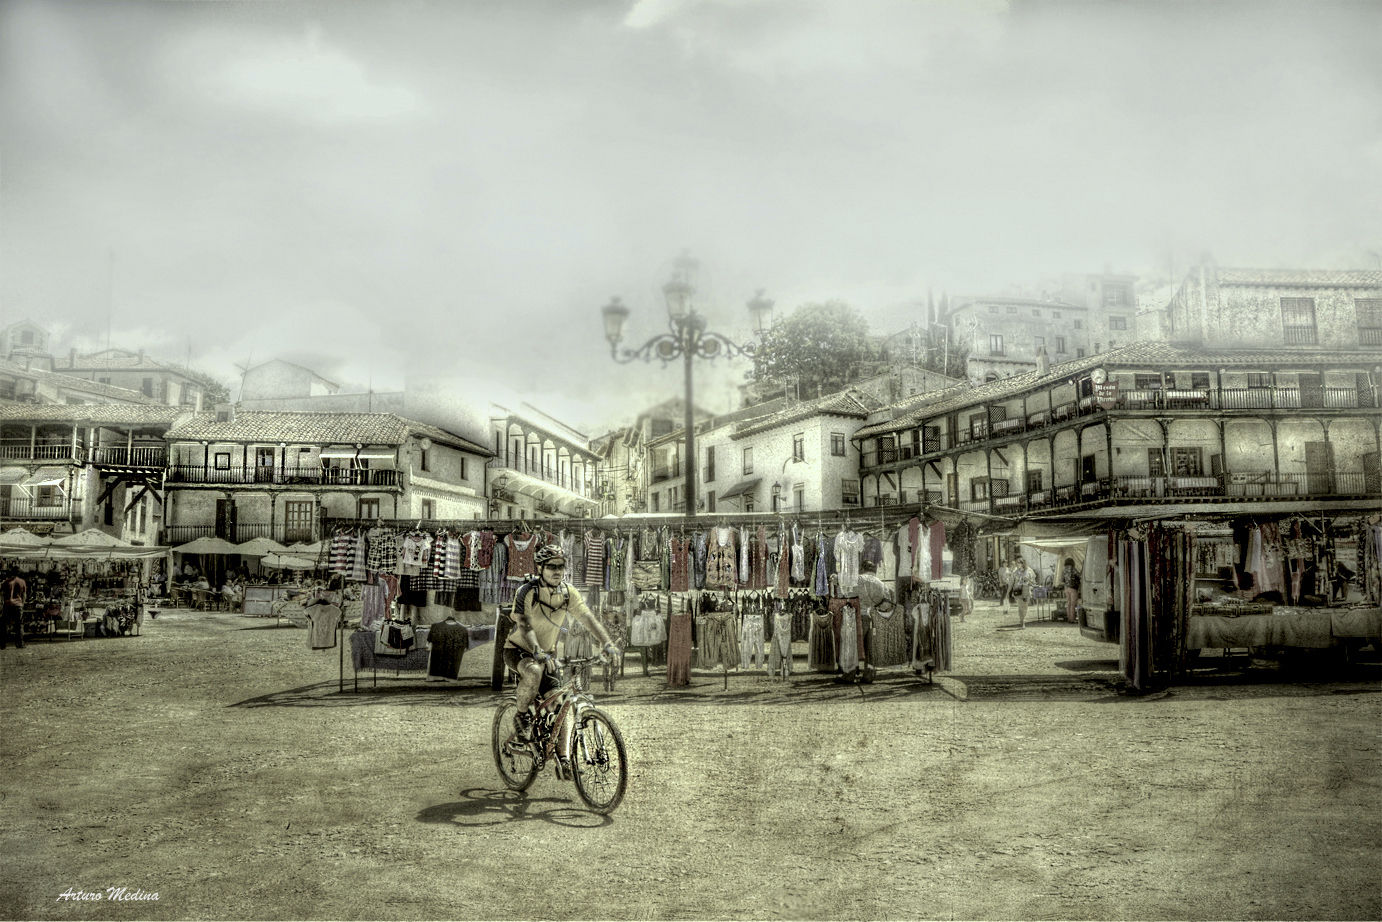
<box><xmin>514</xmin><ymin>708</ymin><xmax>537</xmax><ymax>742</ymax></box>
<box><xmin>554</xmin><ymin>759</ymin><xmax>574</xmax><ymax>781</ymax></box>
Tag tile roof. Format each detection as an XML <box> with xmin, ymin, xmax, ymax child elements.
<box><xmin>0</xmin><ymin>360</ymin><xmax>154</xmax><ymax>403</ymax></box>
<box><xmin>166</xmin><ymin>410</ymin><xmax>491</xmax><ymax>455</ymax></box>
<box><xmin>0</xmin><ymin>404</ymin><xmax>186</xmax><ymax>425</ymax></box>
<box><xmin>732</xmin><ymin>389</ymin><xmax>881</xmax><ymax>439</ymax></box>
<box><xmin>62</xmin><ymin>351</ymin><xmax>191</xmax><ymax>373</ymax></box>
<box><xmin>1215</xmin><ymin>268</ymin><xmax>1382</xmax><ymax>287</ymax></box>
<box><xmin>854</xmin><ymin>341</ymin><xmax>1382</xmax><ymax>439</ymax></box>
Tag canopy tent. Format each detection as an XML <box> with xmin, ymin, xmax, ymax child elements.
<box><xmin>0</xmin><ymin>527</ymin><xmax>167</xmax><ymax>560</ymax></box>
<box><xmin>235</xmin><ymin>537</ymin><xmax>288</xmax><ymax>557</ymax></box>
<box><xmin>262</xmin><ymin>553</ymin><xmax>319</xmax><ymax>571</ymax></box>
<box><xmin>0</xmin><ymin>527</ymin><xmax>52</xmax><ymax>548</ymax></box>
<box><xmin>284</xmin><ymin>541</ymin><xmax>323</xmax><ymax>557</ymax></box>
<box><xmin>173</xmin><ymin>536</ymin><xmax>241</xmax><ymax>556</ymax></box>
<box><xmin>1018</xmin><ymin>536</ymin><xmax>1093</xmax><ymax>571</ymax></box>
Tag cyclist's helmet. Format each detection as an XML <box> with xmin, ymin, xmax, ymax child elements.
<box><xmin>534</xmin><ymin>544</ymin><xmax>567</xmax><ymax>569</ymax></box>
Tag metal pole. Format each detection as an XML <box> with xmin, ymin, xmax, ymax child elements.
<box><xmin>683</xmin><ymin>322</ymin><xmax>697</xmax><ymax>519</ymax></box>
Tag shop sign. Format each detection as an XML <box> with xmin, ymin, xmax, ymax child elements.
<box><xmin>1095</xmin><ymin>381</ymin><xmax>1119</xmax><ymax>410</ymax></box>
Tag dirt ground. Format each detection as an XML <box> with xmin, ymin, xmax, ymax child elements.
<box><xmin>0</xmin><ymin>598</ymin><xmax>1378</xmax><ymax>922</ymax></box>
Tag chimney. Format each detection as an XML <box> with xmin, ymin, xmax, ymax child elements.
<box><xmin>1036</xmin><ymin>346</ymin><xmax>1050</xmax><ymax>377</ymax></box>
<box><xmin>138</xmin><ymin>347</ymin><xmax>145</xmax><ymax>361</ymax></box>
<box><xmin>68</xmin><ymin>348</ymin><xmax>76</xmax><ymax>368</ymax></box>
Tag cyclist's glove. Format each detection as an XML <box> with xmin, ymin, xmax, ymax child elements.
<box><xmin>600</xmin><ymin>642</ymin><xmax>620</xmax><ymax>664</ymax></box>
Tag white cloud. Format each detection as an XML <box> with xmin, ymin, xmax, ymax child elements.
<box><xmin>174</xmin><ymin>22</ymin><xmax>426</xmax><ymax>124</ymax></box>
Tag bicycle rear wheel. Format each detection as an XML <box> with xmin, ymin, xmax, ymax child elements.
<box><xmin>492</xmin><ymin>702</ymin><xmax>539</xmax><ymax>791</ymax></box>
<box><xmin>571</xmin><ymin>707</ymin><xmax>627</xmax><ymax>814</ymax></box>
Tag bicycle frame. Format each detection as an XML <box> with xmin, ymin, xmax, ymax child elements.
<box><xmin>526</xmin><ymin>657</ymin><xmax>600</xmax><ymax>771</ymax></box>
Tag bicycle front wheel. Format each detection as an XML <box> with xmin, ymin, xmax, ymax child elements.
<box><xmin>571</xmin><ymin>707</ymin><xmax>627</xmax><ymax>814</ymax></box>
<box><xmin>492</xmin><ymin>702</ymin><xmax>539</xmax><ymax>791</ymax></box>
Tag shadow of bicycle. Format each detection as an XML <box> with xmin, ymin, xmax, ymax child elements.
<box><xmin>417</xmin><ymin>788</ymin><xmax>612</xmax><ymax>829</ymax></box>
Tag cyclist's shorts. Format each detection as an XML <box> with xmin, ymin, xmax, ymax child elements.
<box><xmin>503</xmin><ymin>645</ymin><xmax>559</xmax><ymax>696</ymax></box>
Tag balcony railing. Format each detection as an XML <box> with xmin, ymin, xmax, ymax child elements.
<box><xmin>162</xmin><ymin>522</ymin><xmax>312</xmax><ymax>545</ymax></box>
<box><xmin>0</xmin><ymin>441</ymin><xmax>86</xmax><ymax>463</ymax></box>
<box><xmin>90</xmin><ymin>446</ymin><xmax>169</xmax><ymax>468</ymax></box>
<box><xmin>0</xmin><ymin>497</ymin><xmax>74</xmax><ymax>520</ymax></box>
<box><xmin>650</xmin><ymin>466</ymin><xmax>673</xmax><ymax>483</ymax></box>
<box><xmin>166</xmin><ymin>465</ymin><xmax>402</xmax><ymax>487</ymax></box>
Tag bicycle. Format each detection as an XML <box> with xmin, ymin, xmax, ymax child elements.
<box><xmin>491</xmin><ymin>654</ymin><xmax>629</xmax><ymax>815</ymax></box>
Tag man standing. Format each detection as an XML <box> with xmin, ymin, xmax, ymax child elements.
<box><xmin>2</xmin><ymin>569</ymin><xmax>27</xmax><ymax>649</ymax></box>
<box><xmin>1061</xmin><ymin>557</ymin><xmax>1082</xmax><ymax>623</ymax></box>
<box><xmin>998</xmin><ymin>560</ymin><xmax>1012</xmax><ymax>612</ymax></box>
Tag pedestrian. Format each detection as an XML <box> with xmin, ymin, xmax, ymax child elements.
<box><xmin>998</xmin><ymin>560</ymin><xmax>1012</xmax><ymax>611</ymax></box>
<box><xmin>959</xmin><ymin>573</ymin><xmax>974</xmax><ymax>622</ymax></box>
<box><xmin>1061</xmin><ymin>557</ymin><xmax>1081</xmax><ymax>623</ymax></box>
<box><xmin>1008</xmin><ymin>558</ymin><xmax>1034</xmax><ymax>629</ymax></box>
<box><xmin>2</xmin><ymin>568</ymin><xmax>27</xmax><ymax>649</ymax></box>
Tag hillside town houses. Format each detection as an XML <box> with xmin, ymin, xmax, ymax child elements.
<box><xmin>0</xmin><ymin>260</ymin><xmax>1377</xmax><ymax>582</ymax></box>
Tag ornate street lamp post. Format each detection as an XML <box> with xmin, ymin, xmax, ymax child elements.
<box><xmin>601</xmin><ymin>256</ymin><xmax>774</xmax><ymax>518</ymax></box>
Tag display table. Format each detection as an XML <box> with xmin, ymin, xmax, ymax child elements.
<box><xmin>1186</xmin><ymin>606</ymin><xmax>1380</xmax><ymax>651</ymax></box>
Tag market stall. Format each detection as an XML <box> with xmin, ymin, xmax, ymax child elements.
<box><xmin>0</xmin><ymin>528</ymin><xmax>168</xmax><ymax>641</ymax></box>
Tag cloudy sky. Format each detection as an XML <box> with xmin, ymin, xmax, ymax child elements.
<box><xmin>2</xmin><ymin>0</ymin><xmax>1379</xmax><ymax>433</ymax></box>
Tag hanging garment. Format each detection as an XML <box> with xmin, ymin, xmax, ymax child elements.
<box><xmin>814</xmin><ymin>534</ymin><xmax>832</xmax><ymax>597</ymax></box>
<box><xmin>769</xmin><ymin>608</ymin><xmax>793</xmax><ymax>676</ymax></box>
<box><xmin>506</xmin><ymin>533</ymin><xmax>539</xmax><ymax>581</ymax></box>
<box><xmin>360</xmin><ymin>579</ymin><xmax>387</xmax><ymax>631</ymax></box>
<box><xmin>375</xmin><ymin>619</ymin><xmax>416</xmax><ymax>656</ymax></box>
<box><xmin>707</xmin><ymin>527</ymin><xmax>737</xmax><ymax>589</ymax></box>
<box><xmin>830</xmin><ymin>598</ymin><xmax>864</xmax><ymax>673</ymax></box>
<box><xmin>669</xmin><ymin>536</ymin><xmax>691</xmax><ymax>593</ymax></box>
<box><xmin>692</xmin><ymin>532</ymin><xmax>708</xmax><ymax>589</ymax></box>
<box><xmin>367</xmin><ymin>527</ymin><xmax>398</xmax><ymax>572</ymax></box>
<box><xmin>775</xmin><ymin>530</ymin><xmax>791</xmax><ymax>599</ymax></box>
<box><xmin>583</xmin><ymin>531</ymin><xmax>605</xmax><ymax>590</ymax></box>
<box><xmin>835</xmin><ymin>530</ymin><xmax>865</xmax><ymax>596</ymax></box>
<box><xmin>666</xmin><ymin>611</ymin><xmax>694</xmax><ymax>687</ymax></box>
<box><xmin>790</xmin><ymin>525</ymin><xmax>807</xmax><ymax>583</ymax></box>
<box><xmin>929</xmin><ymin>520</ymin><xmax>946</xmax><ymax>581</ymax></box>
<box><xmin>426</xmin><ymin>620</ymin><xmax>471</xmax><ymax>679</ymax></box>
<box><xmin>401</xmin><ymin>532</ymin><xmax>433</xmax><ymax>570</ymax></box>
<box><xmin>739</xmin><ymin>609</ymin><xmax>765</xmax><ymax>670</ymax></box>
<box><xmin>751</xmin><ymin>526</ymin><xmax>770</xmax><ymax>590</ymax></box>
<box><xmin>450</xmin><ymin>569</ymin><xmax>481</xmax><ymax>612</ymax></box>
<box><xmin>739</xmin><ymin>526</ymin><xmax>751</xmax><ymax>585</ymax></box>
<box><xmin>808</xmin><ymin>602</ymin><xmax>836</xmax><ymax>671</ymax></box>
<box><xmin>308</xmin><ymin>603</ymin><xmax>340</xmax><ymax>650</ymax></box>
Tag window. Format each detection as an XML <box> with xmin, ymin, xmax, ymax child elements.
<box><xmin>1052</xmin><ymin>311</ymin><xmax>1062</xmax><ymax>319</ymax></box>
<box><xmin>989</xmin><ymin>334</ymin><xmax>1005</xmax><ymax>356</ymax></box>
<box><xmin>1006</xmin><ymin>305</ymin><xmax>1017</xmax><ymax>314</ymax></box>
<box><xmin>651</xmin><ymin>493</ymin><xmax>660</xmax><ymax>513</ymax></box>
<box><xmin>669</xmin><ymin>486</ymin><xmax>678</xmax><ymax>508</ymax></box>
<box><xmin>704</xmin><ymin>445</ymin><xmax>715</xmax><ymax>482</ymax></box>
<box><xmin>419</xmin><ymin>448</ymin><xmax>430</xmax><ymax>472</ymax></box>
<box><xmin>214</xmin><ymin>452</ymin><xmax>230</xmax><ymax>470</ymax></box>
<box><xmin>792</xmin><ymin>433</ymin><xmax>805</xmax><ymax>463</ymax></box>
<box><xmin>36</xmin><ymin>485</ymin><xmax>60</xmax><ymax>507</ymax></box>
<box><xmin>1076</xmin><ymin>348</ymin><xmax>1086</xmax><ymax>358</ymax></box>
<box><xmin>141</xmin><ymin>377</ymin><xmax>154</xmax><ymax>397</ymax></box>
<box><xmin>1190</xmin><ymin>372</ymin><xmax>1211</xmax><ymax>389</ymax></box>
<box><xmin>1134</xmin><ymin>373</ymin><xmax>1162</xmax><ymax>390</ymax></box>
<box><xmin>968</xmin><ymin>412</ymin><xmax>988</xmax><ymax>439</ymax></box>
<box><xmin>988</xmin><ymin>305</ymin><xmax>999</xmax><ymax>313</ymax></box>
<box><xmin>1247</xmin><ymin>372</ymin><xmax>1271</xmax><ymax>387</ymax></box>
<box><xmin>742</xmin><ymin>447</ymin><xmax>753</xmax><ymax>475</ymax></box>
<box><xmin>357</xmin><ymin>498</ymin><xmax>379</xmax><ymax>519</ymax></box>
<box><xmin>971</xmin><ymin>477</ymin><xmax>990</xmax><ymax>501</ymax></box>
<box><xmin>771</xmin><ymin>486</ymin><xmax>781</xmax><ymax>513</ymax></box>
<box><xmin>1073</xmin><ymin>320</ymin><xmax>1083</xmax><ymax>330</ymax></box>
<box><xmin>1170</xmin><ymin>447</ymin><xmax>1203</xmax><ymax>477</ymax></box>
<box><xmin>743</xmin><ymin>497</ymin><xmax>754</xmax><ymax>513</ymax></box>
<box><xmin>1032</xmin><ymin>309</ymin><xmax>1041</xmax><ymax>317</ymax></box>
<box><xmin>1055</xmin><ymin>337</ymin><xmax>1066</xmax><ymax>353</ymax></box>
<box><xmin>459</xmin><ymin>456</ymin><xmax>467</xmax><ymax>480</ymax></box>
<box><xmin>1109</xmin><ymin>316</ymin><xmax>1127</xmax><ymax>331</ymax></box>
<box><xmin>1104</xmin><ymin>286</ymin><xmax>1128</xmax><ymax>306</ymax></box>
<box><xmin>841</xmin><ymin>479</ymin><xmax>860</xmax><ymax>505</ymax></box>
<box><xmin>1026</xmin><ymin>470</ymin><xmax>1043</xmax><ymax>492</ymax></box>
<box><xmin>831</xmin><ymin>432</ymin><xmax>846</xmax><ymax>456</ymax></box>
<box><xmin>706</xmin><ymin>491</ymin><xmax>716</xmax><ymax>513</ymax></box>
<box><xmin>1357</xmin><ymin>299</ymin><xmax>1382</xmax><ymax>345</ymax></box>
<box><xmin>421</xmin><ymin>499</ymin><xmax>434</xmax><ymax>519</ymax></box>
<box><xmin>794</xmin><ymin>485</ymin><xmax>804</xmax><ymax>510</ymax></box>
<box><xmin>1281</xmin><ymin>298</ymin><xmax>1318</xmax><ymax>345</ymax></box>
<box><xmin>215</xmin><ymin>408</ymin><xmax>231</xmax><ymax>423</ymax></box>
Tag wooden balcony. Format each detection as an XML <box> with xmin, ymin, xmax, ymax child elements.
<box><xmin>165</xmin><ymin>465</ymin><xmax>402</xmax><ymax>488</ymax></box>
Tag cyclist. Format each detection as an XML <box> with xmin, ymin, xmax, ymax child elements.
<box><xmin>503</xmin><ymin>544</ymin><xmax>619</xmax><ymax>740</ymax></box>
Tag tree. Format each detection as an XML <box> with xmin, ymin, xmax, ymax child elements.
<box><xmin>182</xmin><ymin>367</ymin><xmax>231</xmax><ymax>406</ymax></box>
<box><xmin>749</xmin><ymin>301</ymin><xmax>874</xmax><ymax>398</ymax></box>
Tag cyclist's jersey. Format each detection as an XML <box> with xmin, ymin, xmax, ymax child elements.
<box><xmin>504</xmin><ymin>581</ymin><xmax>593</xmax><ymax>654</ymax></box>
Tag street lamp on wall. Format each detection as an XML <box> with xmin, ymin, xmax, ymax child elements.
<box><xmin>601</xmin><ymin>255</ymin><xmax>765</xmax><ymax>518</ymax></box>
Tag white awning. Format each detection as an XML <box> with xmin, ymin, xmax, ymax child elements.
<box><xmin>356</xmin><ymin>451</ymin><xmax>396</xmax><ymax>459</ymax></box>
<box><xmin>317</xmin><ymin>450</ymin><xmax>355</xmax><ymax>458</ymax></box>
<box><xmin>21</xmin><ymin>466</ymin><xmax>68</xmax><ymax>489</ymax></box>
